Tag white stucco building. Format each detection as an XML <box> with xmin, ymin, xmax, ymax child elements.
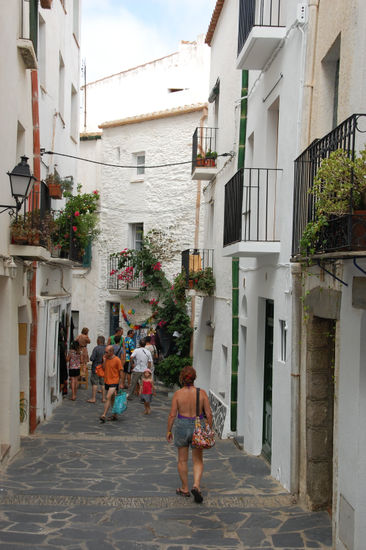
<box><xmin>72</xmin><ymin>39</ymin><xmax>211</xmax><ymax>347</ymax></box>
<box><xmin>0</xmin><ymin>0</ymin><xmax>81</xmax><ymax>465</ymax></box>
<box><xmin>199</xmin><ymin>0</ymin><xmax>366</xmax><ymax>548</ymax></box>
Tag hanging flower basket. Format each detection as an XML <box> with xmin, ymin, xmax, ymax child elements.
<box><xmin>48</xmin><ymin>183</ymin><xmax>63</xmax><ymax>199</ymax></box>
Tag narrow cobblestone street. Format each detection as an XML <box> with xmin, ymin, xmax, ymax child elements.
<box><xmin>0</xmin><ymin>385</ymin><xmax>332</xmax><ymax>549</ymax></box>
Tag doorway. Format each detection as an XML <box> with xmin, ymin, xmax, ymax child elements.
<box><xmin>262</xmin><ymin>299</ymin><xmax>274</xmax><ymax>461</ymax></box>
<box><xmin>306</xmin><ymin>316</ymin><xmax>335</xmax><ymax>510</ymax></box>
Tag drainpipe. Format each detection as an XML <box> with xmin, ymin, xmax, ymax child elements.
<box><xmin>231</xmin><ymin>70</ymin><xmax>248</xmax><ymax>431</ymax></box>
<box><xmin>190</xmin><ymin>107</ymin><xmax>208</xmax><ymax>357</ymax></box>
<box><xmin>29</xmin><ymin>68</ymin><xmax>41</xmax><ymax>433</ymax></box>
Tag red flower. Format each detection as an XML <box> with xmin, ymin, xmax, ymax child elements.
<box><xmin>93</xmin><ymin>190</ymin><xmax>99</xmax><ymax>195</ymax></box>
<box><xmin>72</xmin><ymin>226</ymin><xmax>77</xmax><ymax>232</ymax></box>
<box><xmin>153</xmin><ymin>262</ymin><xmax>162</xmax><ymax>271</ymax></box>
<box><xmin>74</xmin><ymin>211</ymin><xmax>80</xmax><ymax>217</ymax></box>
<box><xmin>110</xmin><ymin>270</ymin><xmax>116</xmax><ymax>275</ymax></box>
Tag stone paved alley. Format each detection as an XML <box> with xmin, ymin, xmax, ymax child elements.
<box><xmin>0</xmin><ymin>384</ymin><xmax>332</xmax><ymax>549</ymax></box>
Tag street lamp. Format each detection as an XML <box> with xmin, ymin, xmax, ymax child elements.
<box><xmin>1</xmin><ymin>156</ymin><xmax>36</xmax><ymax>213</ymax></box>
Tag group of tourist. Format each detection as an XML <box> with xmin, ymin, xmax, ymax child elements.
<box><xmin>65</xmin><ymin>326</ymin><xmax>214</xmax><ymax>504</ymax></box>
<box><xmin>65</xmin><ymin>326</ymin><xmax>158</xmax><ymax>420</ymax></box>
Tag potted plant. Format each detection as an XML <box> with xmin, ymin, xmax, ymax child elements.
<box><xmin>46</xmin><ymin>174</ymin><xmax>73</xmax><ymax>199</ymax></box>
<box><xmin>188</xmin><ymin>267</ymin><xmax>215</xmax><ymax>296</ymax></box>
<box><xmin>300</xmin><ymin>148</ymin><xmax>366</xmax><ymax>255</ymax></box>
<box><xmin>196</xmin><ymin>153</ymin><xmax>205</xmax><ymax>167</ymax></box>
<box><xmin>205</xmin><ymin>150</ymin><xmax>217</xmax><ymax>167</ymax></box>
<box><xmin>10</xmin><ymin>215</ymin><xmax>28</xmax><ymax>245</ymax></box>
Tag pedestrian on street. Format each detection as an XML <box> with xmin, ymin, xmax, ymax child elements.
<box><xmin>145</xmin><ymin>335</ymin><xmax>158</xmax><ymax>376</ymax></box>
<box><xmin>99</xmin><ymin>345</ymin><xmax>123</xmax><ymax>423</ymax></box>
<box><xmin>123</xmin><ymin>329</ymin><xmax>135</xmax><ymax>389</ymax></box>
<box><xmin>112</xmin><ymin>334</ymin><xmax>125</xmax><ymax>364</ymax></box>
<box><xmin>75</xmin><ymin>327</ymin><xmax>90</xmax><ymax>381</ymax></box>
<box><xmin>140</xmin><ymin>368</ymin><xmax>156</xmax><ymax>415</ymax></box>
<box><xmin>166</xmin><ymin>365</ymin><xmax>213</xmax><ymax>504</ymax></box>
<box><xmin>107</xmin><ymin>326</ymin><xmax>123</xmax><ymax>345</ymax></box>
<box><xmin>66</xmin><ymin>341</ymin><xmax>81</xmax><ymax>401</ymax></box>
<box><xmin>128</xmin><ymin>338</ymin><xmax>152</xmax><ymax>400</ymax></box>
<box><xmin>87</xmin><ymin>335</ymin><xmax>106</xmax><ymax>404</ymax></box>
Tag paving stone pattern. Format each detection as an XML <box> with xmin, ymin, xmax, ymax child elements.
<box><xmin>0</xmin><ymin>384</ymin><xmax>332</xmax><ymax>549</ymax></box>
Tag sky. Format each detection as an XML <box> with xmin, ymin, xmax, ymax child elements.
<box><xmin>81</xmin><ymin>0</ymin><xmax>217</xmax><ymax>83</ymax></box>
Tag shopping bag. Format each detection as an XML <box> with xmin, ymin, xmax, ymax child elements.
<box><xmin>112</xmin><ymin>389</ymin><xmax>127</xmax><ymax>415</ymax></box>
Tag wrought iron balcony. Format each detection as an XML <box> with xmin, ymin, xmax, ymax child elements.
<box><xmin>181</xmin><ymin>249</ymin><xmax>214</xmax><ymax>295</ymax></box>
<box><xmin>292</xmin><ymin>113</ymin><xmax>366</xmax><ymax>257</ymax></box>
<box><xmin>191</xmin><ymin>127</ymin><xmax>218</xmax><ymax>181</ymax></box>
<box><xmin>237</xmin><ymin>0</ymin><xmax>286</xmax><ymax>70</ymax></box>
<box><xmin>223</xmin><ymin>168</ymin><xmax>281</xmax><ymax>257</ymax></box>
<box><xmin>108</xmin><ymin>255</ymin><xmax>143</xmax><ymax>291</ymax></box>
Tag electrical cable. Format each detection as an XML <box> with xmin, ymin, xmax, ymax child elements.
<box><xmin>41</xmin><ymin>149</ymin><xmax>233</xmax><ymax>169</ymax></box>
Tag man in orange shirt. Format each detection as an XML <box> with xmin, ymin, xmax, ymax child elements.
<box><xmin>100</xmin><ymin>345</ymin><xmax>123</xmax><ymax>423</ymax></box>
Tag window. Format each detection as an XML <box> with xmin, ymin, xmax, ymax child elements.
<box><xmin>279</xmin><ymin>320</ymin><xmax>287</xmax><ymax>362</ymax></box>
<box><xmin>70</xmin><ymin>84</ymin><xmax>78</xmax><ymax>140</ymax></box>
<box><xmin>321</xmin><ymin>35</ymin><xmax>341</xmax><ymax>131</ymax></box>
<box><xmin>58</xmin><ymin>53</ymin><xmax>65</xmax><ymax>120</ymax></box>
<box><xmin>136</xmin><ymin>153</ymin><xmax>145</xmax><ymax>176</ymax></box>
<box><xmin>129</xmin><ymin>223</ymin><xmax>144</xmax><ymax>250</ymax></box>
<box><xmin>39</xmin><ymin>15</ymin><xmax>46</xmax><ymax>88</ymax></box>
<box><xmin>29</xmin><ymin>0</ymin><xmax>38</xmax><ymax>53</ymax></box>
<box><xmin>73</xmin><ymin>0</ymin><xmax>80</xmax><ymax>43</ymax></box>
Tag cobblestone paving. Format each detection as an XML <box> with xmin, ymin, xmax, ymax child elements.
<box><xmin>0</xmin><ymin>385</ymin><xmax>332</xmax><ymax>549</ymax></box>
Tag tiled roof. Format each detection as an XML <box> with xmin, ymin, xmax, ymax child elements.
<box><xmin>98</xmin><ymin>103</ymin><xmax>208</xmax><ymax>129</ymax></box>
<box><xmin>205</xmin><ymin>0</ymin><xmax>225</xmax><ymax>46</ymax></box>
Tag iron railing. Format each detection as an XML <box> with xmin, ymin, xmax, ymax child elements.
<box><xmin>238</xmin><ymin>0</ymin><xmax>284</xmax><ymax>56</ymax></box>
<box><xmin>192</xmin><ymin>127</ymin><xmax>217</xmax><ymax>174</ymax></box>
<box><xmin>292</xmin><ymin>113</ymin><xmax>366</xmax><ymax>256</ymax></box>
<box><xmin>108</xmin><ymin>255</ymin><xmax>143</xmax><ymax>290</ymax></box>
<box><xmin>224</xmin><ymin>168</ymin><xmax>281</xmax><ymax>247</ymax></box>
<box><xmin>181</xmin><ymin>248</ymin><xmax>214</xmax><ymax>286</ymax></box>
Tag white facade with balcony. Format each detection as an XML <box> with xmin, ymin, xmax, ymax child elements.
<box><xmin>0</xmin><ymin>1</ymin><xmax>81</xmax><ymax>465</ymax></box>
<box><xmin>72</xmin><ymin>42</ymin><xmax>210</xmax><ymax>349</ymax></box>
<box><xmin>196</xmin><ymin>0</ymin><xmax>307</xmax><ymax>490</ymax></box>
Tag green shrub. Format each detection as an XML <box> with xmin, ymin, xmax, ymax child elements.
<box><xmin>155</xmin><ymin>355</ymin><xmax>193</xmax><ymax>388</ymax></box>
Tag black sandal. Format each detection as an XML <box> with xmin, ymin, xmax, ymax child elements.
<box><xmin>99</xmin><ymin>416</ymin><xmax>106</xmax><ymax>423</ymax></box>
<box><xmin>191</xmin><ymin>487</ymin><xmax>203</xmax><ymax>503</ymax></box>
<box><xmin>176</xmin><ymin>488</ymin><xmax>190</xmax><ymax>497</ymax></box>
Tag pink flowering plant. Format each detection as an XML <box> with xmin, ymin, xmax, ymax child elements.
<box><xmin>52</xmin><ymin>184</ymin><xmax>100</xmax><ymax>253</ymax></box>
<box><xmin>111</xmin><ymin>230</ymin><xmax>192</xmax><ymax>357</ymax></box>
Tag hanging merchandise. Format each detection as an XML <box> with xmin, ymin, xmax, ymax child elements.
<box><xmin>120</xmin><ymin>305</ymin><xmax>156</xmax><ymax>330</ymax></box>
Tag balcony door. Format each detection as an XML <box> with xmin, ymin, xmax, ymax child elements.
<box><xmin>262</xmin><ymin>299</ymin><xmax>274</xmax><ymax>462</ymax></box>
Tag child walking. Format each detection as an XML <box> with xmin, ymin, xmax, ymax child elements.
<box><xmin>140</xmin><ymin>368</ymin><xmax>155</xmax><ymax>415</ymax></box>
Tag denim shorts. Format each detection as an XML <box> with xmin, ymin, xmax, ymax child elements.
<box><xmin>141</xmin><ymin>394</ymin><xmax>152</xmax><ymax>403</ymax></box>
<box><xmin>173</xmin><ymin>417</ymin><xmax>205</xmax><ymax>448</ymax></box>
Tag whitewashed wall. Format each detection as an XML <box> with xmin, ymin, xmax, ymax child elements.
<box><xmin>73</xmin><ymin>110</ymin><xmax>206</xmax><ymax>347</ymax></box>
<box><xmin>0</xmin><ymin>1</ymin><xmax>81</xmax><ymax>462</ymax></box>
<box><xmin>82</xmin><ymin>36</ymin><xmax>210</xmax><ymax>132</ymax></box>
<box><xmin>194</xmin><ymin>0</ymin><xmax>242</xmax><ymax>413</ymax></box>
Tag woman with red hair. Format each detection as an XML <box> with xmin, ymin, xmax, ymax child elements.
<box><xmin>166</xmin><ymin>365</ymin><xmax>213</xmax><ymax>503</ymax></box>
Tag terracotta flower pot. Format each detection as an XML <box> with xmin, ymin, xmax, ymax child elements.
<box><xmin>40</xmin><ymin>0</ymin><xmax>52</xmax><ymax>8</ymax></box>
<box><xmin>48</xmin><ymin>183</ymin><xmax>62</xmax><ymax>199</ymax></box>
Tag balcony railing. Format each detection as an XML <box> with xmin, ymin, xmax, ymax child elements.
<box><xmin>237</xmin><ymin>0</ymin><xmax>285</xmax><ymax>70</ymax></box>
<box><xmin>224</xmin><ymin>168</ymin><xmax>281</xmax><ymax>249</ymax></box>
<box><xmin>108</xmin><ymin>255</ymin><xmax>143</xmax><ymax>291</ymax></box>
<box><xmin>181</xmin><ymin>249</ymin><xmax>214</xmax><ymax>283</ymax></box>
<box><xmin>191</xmin><ymin>127</ymin><xmax>218</xmax><ymax>179</ymax></box>
<box><xmin>238</xmin><ymin>0</ymin><xmax>283</xmax><ymax>54</ymax></box>
<box><xmin>292</xmin><ymin>113</ymin><xmax>366</xmax><ymax>256</ymax></box>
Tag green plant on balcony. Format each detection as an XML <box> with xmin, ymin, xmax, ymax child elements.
<box><xmin>52</xmin><ymin>185</ymin><xmax>100</xmax><ymax>255</ymax></box>
<box><xmin>188</xmin><ymin>266</ymin><xmax>215</xmax><ymax>296</ymax></box>
<box><xmin>300</xmin><ymin>148</ymin><xmax>366</xmax><ymax>255</ymax></box>
<box><xmin>46</xmin><ymin>174</ymin><xmax>73</xmax><ymax>199</ymax></box>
